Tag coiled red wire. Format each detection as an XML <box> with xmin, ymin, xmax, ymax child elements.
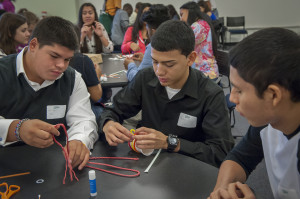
<box><xmin>53</xmin><ymin>124</ymin><xmax>140</xmax><ymax>182</ymax></box>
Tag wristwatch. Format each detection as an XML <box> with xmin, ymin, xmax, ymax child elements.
<box><xmin>167</xmin><ymin>134</ymin><xmax>179</xmax><ymax>152</ymax></box>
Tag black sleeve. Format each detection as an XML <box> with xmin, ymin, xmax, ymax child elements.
<box><xmin>225</xmin><ymin>125</ymin><xmax>266</xmax><ymax>178</ymax></box>
<box><xmin>69</xmin><ymin>53</ymin><xmax>99</xmax><ymax>87</ymax></box>
<box><xmin>98</xmin><ymin>71</ymin><xmax>143</xmax><ymax>132</ymax></box>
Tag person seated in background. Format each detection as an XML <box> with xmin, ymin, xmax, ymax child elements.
<box><xmin>167</xmin><ymin>4</ymin><xmax>180</xmax><ymax>20</ymax></box>
<box><xmin>104</xmin><ymin>0</ymin><xmax>121</xmax><ymax>17</ymax></box>
<box><xmin>124</xmin><ymin>4</ymin><xmax>170</xmax><ymax>81</ymax></box>
<box><xmin>0</xmin><ymin>0</ymin><xmax>14</xmax><ymax>13</ymax></box>
<box><xmin>208</xmin><ymin>28</ymin><xmax>300</xmax><ymax>199</ymax></box>
<box><xmin>17</xmin><ymin>9</ymin><xmax>39</xmax><ymax>35</ymax></box>
<box><xmin>99</xmin><ymin>20</ymin><xmax>234</xmax><ymax>167</ymax></box>
<box><xmin>129</xmin><ymin>2</ymin><xmax>141</xmax><ymax>26</ymax></box>
<box><xmin>198</xmin><ymin>1</ymin><xmax>217</xmax><ymax>21</ymax></box>
<box><xmin>17</xmin><ymin>9</ymin><xmax>39</xmax><ymax>52</ymax></box>
<box><xmin>0</xmin><ymin>13</ymin><xmax>30</xmax><ymax>57</ymax></box>
<box><xmin>69</xmin><ymin>53</ymin><xmax>103</xmax><ymax>121</ymax></box>
<box><xmin>111</xmin><ymin>3</ymin><xmax>133</xmax><ymax>52</ymax></box>
<box><xmin>0</xmin><ymin>16</ymin><xmax>98</xmax><ymax>170</ymax></box>
<box><xmin>121</xmin><ymin>3</ymin><xmax>151</xmax><ymax>55</ymax></box>
<box><xmin>78</xmin><ymin>2</ymin><xmax>113</xmax><ymax>54</ymax></box>
<box><xmin>180</xmin><ymin>1</ymin><xmax>219</xmax><ymax>80</ymax></box>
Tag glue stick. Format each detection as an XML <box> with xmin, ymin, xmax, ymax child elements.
<box><xmin>89</xmin><ymin>170</ymin><xmax>97</xmax><ymax>197</ymax></box>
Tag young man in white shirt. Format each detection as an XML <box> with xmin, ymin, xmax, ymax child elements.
<box><xmin>209</xmin><ymin>28</ymin><xmax>300</xmax><ymax>198</ymax></box>
<box><xmin>0</xmin><ymin>16</ymin><xmax>98</xmax><ymax>170</ymax></box>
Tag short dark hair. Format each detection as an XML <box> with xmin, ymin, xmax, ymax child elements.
<box><xmin>230</xmin><ymin>27</ymin><xmax>300</xmax><ymax>102</ymax></box>
<box><xmin>123</xmin><ymin>3</ymin><xmax>133</xmax><ymax>17</ymax></box>
<box><xmin>30</xmin><ymin>16</ymin><xmax>79</xmax><ymax>51</ymax></box>
<box><xmin>167</xmin><ymin>4</ymin><xmax>179</xmax><ymax>20</ymax></box>
<box><xmin>142</xmin><ymin>4</ymin><xmax>170</xmax><ymax>30</ymax></box>
<box><xmin>151</xmin><ymin>20</ymin><xmax>195</xmax><ymax>57</ymax></box>
<box><xmin>135</xmin><ymin>2</ymin><xmax>142</xmax><ymax>10</ymax></box>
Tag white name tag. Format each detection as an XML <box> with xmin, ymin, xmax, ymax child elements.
<box><xmin>177</xmin><ymin>113</ymin><xmax>197</xmax><ymax>128</ymax></box>
<box><xmin>278</xmin><ymin>185</ymin><xmax>299</xmax><ymax>199</ymax></box>
<box><xmin>47</xmin><ymin>105</ymin><xmax>66</xmax><ymax>119</ymax></box>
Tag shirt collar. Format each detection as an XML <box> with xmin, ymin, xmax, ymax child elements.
<box><xmin>148</xmin><ymin>68</ymin><xmax>199</xmax><ymax>100</ymax></box>
<box><xmin>285</xmin><ymin>125</ymin><xmax>300</xmax><ymax>140</ymax></box>
<box><xmin>180</xmin><ymin>68</ymin><xmax>199</xmax><ymax>99</ymax></box>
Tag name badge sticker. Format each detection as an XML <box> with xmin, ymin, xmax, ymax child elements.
<box><xmin>278</xmin><ymin>185</ymin><xmax>298</xmax><ymax>199</ymax></box>
<box><xmin>177</xmin><ymin>113</ymin><xmax>197</xmax><ymax>128</ymax></box>
<box><xmin>47</xmin><ymin>105</ymin><xmax>66</xmax><ymax>119</ymax></box>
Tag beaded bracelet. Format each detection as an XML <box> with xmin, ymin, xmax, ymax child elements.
<box><xmin>14</xmin><ymin>118</ymin><xmax>30</xmax><ymax>141</ymax></box>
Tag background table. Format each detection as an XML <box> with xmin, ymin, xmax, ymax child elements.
<box><xmin>0</xmin><ymin>141</ymin><xmax>219</xmax><ymax>199</ymax></box>
<box><xmin>100</xmin><ymin>54</ymin><xmax>128</xmax><ymax>88</ymax></box>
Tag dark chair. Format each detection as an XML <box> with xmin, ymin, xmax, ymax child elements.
<box><xmin>226</xmin><ymin>16</ymin><xmax>248</xmax><ymax>42</ymax></box>
<box><xmin>216</xmin><ymin>17</ymin><xmax>227</xmax><ymax>49</ymax></box>
<box><xmin>226</xmin><ymin>94</ymin><xmax>236</xmax><ymax>128</ymax></box>
<box><xmin>215</xmin><ymin>50</ymin><xmax>236</xmax><ymax>128</ymax></box>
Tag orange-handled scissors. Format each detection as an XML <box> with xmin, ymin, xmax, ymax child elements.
<box><xmin>0</xmin><ymin>182</ymin><xmax>20</xmax><ymax>199</ymax></box>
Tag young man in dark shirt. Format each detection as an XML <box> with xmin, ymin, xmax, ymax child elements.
<box><xmin>209</xmin><ymin>28</ymin><xmax>300</xmax><ymax>198</ymax></box>
<box><xmin>99</xmin><ymin>20</ymin><xmax>234</xmax><ymax>167</ymax></box>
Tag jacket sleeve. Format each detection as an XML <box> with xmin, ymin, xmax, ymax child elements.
<box><xmin>121</xmin><ymin>27</ymin><xmax>133</xmax><ymax>54</ymax></box>
<box><xmin>98</xmin><ymin>72</ymin><xmax>143</xmax><ymax>132</ymax></box>
<box><xmin>120</xmin><ymin>11</ymin><xmax>129</xmax><ymax>32</ymax></box>
<box><xmin>100</xmin><ymin>23</ymin><xmax>114</xmax><ymax>53</ymax></box>
<box><xmin>127</xmin><ymin>44</ymin><xmax>152</xmax><ymax>81</ymax></box>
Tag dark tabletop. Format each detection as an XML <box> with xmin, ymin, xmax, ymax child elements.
<box><xmin>100</xmin><ymin>54</ymin><xmax>128</xmax><ymax>88</ymax></box>
<box><xmin>0</xmin><ymin>141</ymin><xmax>219</xmax><ymax>199</ymax></box>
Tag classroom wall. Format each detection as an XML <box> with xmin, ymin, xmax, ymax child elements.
<box><xmin>77</xmin><ymin>0</ymin><xmax>300</xmax><ymax>29</ymax></box>
<box><xmin>14</xmin><ymin>0</ymin><xmax>300</xmax><ymax>29</ymax></box>
<box><xmin>14</xmin><ymin>0</ymin><xmax>78</xmax><ymax>23</ymax></box>
<box><xmin>216</xmin><ymin>0</ymin><xmax>300</xmax><ymax>29</ymax></box>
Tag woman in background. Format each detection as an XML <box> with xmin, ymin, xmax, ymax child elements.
<box><xmin>16</xmin><ymin>9</ymin><xmax>39</xmax><ymax>52</ymax></box>
<box><xmin>0</xmin><ymin>13</ymin><xmax>30</xmax><ymax>57</ymax></box>
<box><xmin>18</xmin><ymin>9</ymin><xmax>39</xmax><ymax>35</ymax></box>
<box><xmin>0</xmin><ymin>0</ymin><xmax>15</xmax><ymax>13</ymax></box>
<box><xmin>180</xmin><ymin>1</ymin><xmax>219</xmax><ymax>80</ymax></box>
<box><xmin>78</xmin><ymin>2</ymin><xmax>113</xmax><ymax>54</ymax></box>
<box><xmin>167</xmin><ymin>4</ymin><xmax>179</xmax><ymax>20</ymax></box>
<box><xmin>121</xmin><ymin>3</ymin><xmax>151</xmax><ymax>54</ymax></box>
<box><xmin>197</xmin><ymin>1</ymin><xmax>217</xmax><ymax>21</ymax></box>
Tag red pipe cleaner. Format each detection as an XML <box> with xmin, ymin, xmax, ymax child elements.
<box><xmin>86</xmin><ymin>157</ymin><xmax>140</xmax><ymax>178</ymax></box>
<box><xmin>52</xmin><ymin>123</ymin><xmax>79</xmax><ymax>184</ymax></box>
<box><xmin>53</xmin><ymin>124</ymin><xmax>140</xmax><ymax>179</ymax></box>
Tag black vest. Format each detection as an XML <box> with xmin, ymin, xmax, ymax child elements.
<box><xmin>0</xmin><ymin>54</ymin><xmax>75</xmax><ymax>127</ymax></box>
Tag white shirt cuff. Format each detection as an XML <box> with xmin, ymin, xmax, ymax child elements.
<box><xmin>0</xmin><ymin>119</ymin><xmax>17</xmax><ymax>146</ymax></box>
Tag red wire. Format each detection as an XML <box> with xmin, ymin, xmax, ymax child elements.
<box><xmin>89</xmin><ymin>157</ymin><xmax>139</xmax><ymax>161</ymax></box>
<box><xmin>53</xmin><ymin>124</ymin><xmax>140</xmax><ymax>180</ymax></box>
<box><xmin>85</xmin><ymin>160</ymin><xmax>140</xmax><ymax>177</ymax></box>
<box><xmin>88</xmin><ymin>152</ymin><xmax>140</xmax><ymax>177</ymax></box>
<box><xmin>52</xmin><ymin>123</ymin><xmax>79</xmax><ymax>184</ymax></box>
